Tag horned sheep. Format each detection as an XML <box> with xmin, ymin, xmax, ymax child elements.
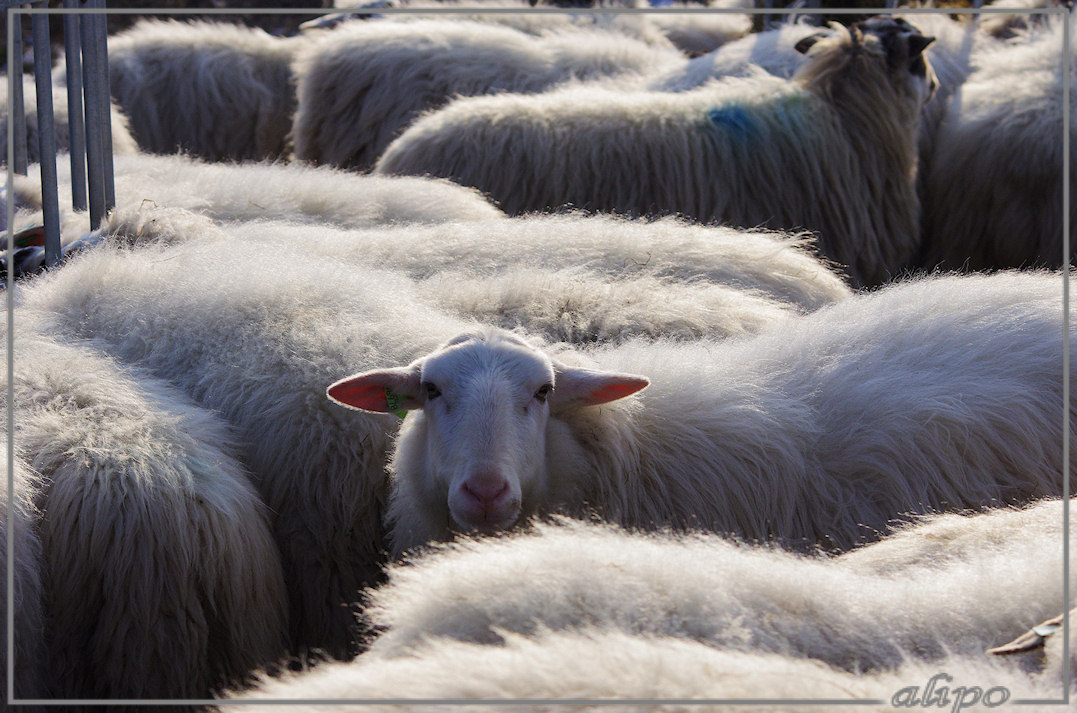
<box><xmin>291</xmin><ymin>18</ymin><xmax>684</xmax><ymax>170</ymax></box>
<box><xmin>328</xmin><ymin>271</ymin><xmax>1071</xmax><ymax>557</ymax></box>
<box><xmin>2</xmin><ymin>317</ymin><xmax>289</xmax><ymax>701</ymax></box>
<box><xmin>375</xmin><ymin>17</ymin><xmax>938</xmax><ymax>288</ymax></box>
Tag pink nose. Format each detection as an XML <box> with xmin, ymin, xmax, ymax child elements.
<box><xmin>462</xmin><ymin>477</ymin><xmax>510</xmax><ymax>509</ymax></box>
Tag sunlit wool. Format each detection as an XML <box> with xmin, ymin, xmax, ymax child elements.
<box><xmin>376</xmin><ymin>19</ymin><xmax>936</xmax><ymax>288</ymax></box>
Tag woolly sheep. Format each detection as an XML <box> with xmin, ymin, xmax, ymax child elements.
<box><xmin>920</xmin><ymin>18</ymin><xmax>1074</xmax><ymax>271</ymax></box>
<box><xmin>291</xmin><ymin>19</ymin><xmax>684</xmax><ymax>170</ymax></box>
<box><xmin>84</xmin><ymin>203</ymin><xmax>805</xmax><ymax>345</ymax></box>
<box><xmin>1</xmin><ymin>443</ymin><xmax>47</xmax><ymax>700</ymax></box>
<box><xmin>193</xmin><ymin>211</ymin><xmax>851</xmax><ymax>312</ymax></box>
<box><xmin>2</xmin><ymin>318</ymin><xmax>289</xmax><ymax>700</ymax></box>
<box><xmin>14</xmin><ymin>234</ymin><xmax>476</xmax><ymax>661</ymax></box>
<box><xmin>360</xmin><ymin>502</ymin><xmax>1070</xmax><ymax>673</ymax></box>
<box><xmin>0</xmin><ymin>75</ymin><xmax>139</xmax><ymax>165</ymax></box>
<box><xmin>34</xmin><ymin>152</ymin><xmax>504</xmax><ymax>228</ymax></box>
<box><xmin>376</xmin><ymin>18</ymin><xmax>937</xmax><ymax>288</ymax></box>
<box><xmin>837</xmin><ymin>497</ymin><xmax>1069</xmax><ymax>575</ymax></box>
<box><xmin>644</xmin><ymin>14</ymin><xmax>998</xmax><ymax>235</ymax></box>
<box><xmin>220</xmin><ymin>627</ymin><xmax>1067</xmax><ymax>709</ymax></box>
<box><xmin>328</xmin><ymin>271</ymin><xmax>1071</xmax><ymax>557</ymax></box>
<box><xmin>420</xmin><ymin>265</ymin><xmax>800</xmax><ymax>344</ymax></box>
<box><xmin>70</xmin><ymin>200</ymin><xmax>847</xmax><ymax>312</ymax></box>
<box><xmin>103</xmin><ymin>19</ymin><xmax>304</xmax><ymax>161</ymax></box>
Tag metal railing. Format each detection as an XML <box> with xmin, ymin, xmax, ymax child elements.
<box><xmin>4</xmin><ymin>0</ymin><xmax>114</xmax><ymax>268</ymax></box>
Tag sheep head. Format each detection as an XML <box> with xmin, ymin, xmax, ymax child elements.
<box><xmin>793</xmin><ymin>16</ymin><xmax>937</xmax><ymax>111</ymax></box>
<box><xmin>327</xmin><ymin>328</ymin><xmax>648</xmax><ymax>553</ymax></box>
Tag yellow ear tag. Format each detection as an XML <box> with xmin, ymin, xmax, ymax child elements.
<box><xmin>385</xmin><ymin>389</ymin><xmax>408</xmax><ymax>420</ymax></box>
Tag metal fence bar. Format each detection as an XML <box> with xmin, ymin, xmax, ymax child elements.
<box><xmin>9</xmin><ymin>8</ymin><xmax>27</xmax><ymax>176</ymax></box>
<box><xmin>79</xmin><ymin>0</ymin><xmax>107</xmax><ymax>227</ymax></box>
<box><xmin>30</xmin><ymin>9</ymin><xmax>61</xmax><ymax>267</ymax></box>
<box><xmin>90</xmin><ymin>0</ymin><xmax>114</xmax><ymax>210</ymax></box>
<box><xmin>63</xmin><ymin>0</ymin><xmax>88</xmax><ymax>212</ymax></box>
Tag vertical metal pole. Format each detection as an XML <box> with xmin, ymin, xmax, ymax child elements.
<box><xmin>92</xmin><ymin>0</ymin><xmax>113</xmax><ymax>210</ymax></box>
<box><xmin>10</xmin><ymin>7</ymin><xmax>27</xmax><ymax>175</ymax></box>
<box><xmin>63</xmin><ymin>0</ymin><xmax>87</xmax><ymax>212</ymax></box>
<box><xmin>31</xmin><ymin>9</ymin><xmax>60</xmax><ymax>267</ymax></box>
<box><xmin>79</xmin><ymin>0</ymin><xmax>105</xmax><ymax>227</ymax></box>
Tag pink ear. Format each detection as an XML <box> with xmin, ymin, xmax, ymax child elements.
<box><xmin>326</xmin><ymin>366</ymin><xmax>422</xmax><ymax>413</ymax></box>
<box><xmin>551</xmin><ymin>365</ymin><xmax>649</xmax><ymax>411</ymax></box>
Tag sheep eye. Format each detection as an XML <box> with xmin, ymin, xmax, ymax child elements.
<box><xmin>534</xmin><ymin>384</ymin><xmax>552</xmax><ymax>403</ymax></box>
<box><xmin>423</xmin><ymin>382</ymin><xmax>441</xmax><ymax>400</ymax></box>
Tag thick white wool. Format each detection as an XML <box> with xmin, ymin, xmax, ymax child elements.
<box><xmin>221</xmin><ymin>627</ymin><xmax>1068</xmax><ymax>710</ymax></box>
<box><xmin>921</xmin><ymin>17</ymin><xmax>1076</xmax><ymax>271</ymax></box>
<box><xmin>104</xmin><ymin>18</ymin><xmax>305</xmax><ymax>161</ymax></box>
<box><xmin>366</xmin><ymin>506</ymin><xmax>1069</xmax><ymax>676</ymax></box>
<box><xmin>13</xmin><ymin>235</ymin><xmax>473</xmax><ymax>660</ymax></box>
<box><xmin>376</xmin><ymin>22</ymin><xmax>934</xmax><ymax>287</ymax></box>
<box><xmin>384</xmin><ymin>271</ymin><xmax>1071</xmax><ymax>555</ymax></box>
<box><xmin>3</xmin><ymin>319</ymin><xmax>288</xmax><ymax>700</ymax></box>
<box><xmin>292</xmin><ymin>18</ymin><xmax>683</xmax><ymax>169</ymax></box>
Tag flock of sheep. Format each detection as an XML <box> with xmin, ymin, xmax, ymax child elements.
<box><xmin>2</xmin><ymin>0</ymin><xmax>1076</xmax><ymax>708</ymax></box>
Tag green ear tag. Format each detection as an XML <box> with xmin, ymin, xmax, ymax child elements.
<box><xmin>385</xmin><ymin>389</ymin><xmax>408</xmax><ymax>420</ymax></box>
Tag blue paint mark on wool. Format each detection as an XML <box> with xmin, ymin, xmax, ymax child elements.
<box><xmin>706</xmin><ymin>106</ymin><xmax>758</xmax><ymax>142</ymax></box>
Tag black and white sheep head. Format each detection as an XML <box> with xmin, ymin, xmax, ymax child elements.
<box><xmin>327</xmin><ymin>328</ymin><xmax>648</xmax><ymax>543</ymax></box>
<box><xmin>793</xmin><ymin>16</ymin><xmax>937</xmax><ymax>109</ymax></box>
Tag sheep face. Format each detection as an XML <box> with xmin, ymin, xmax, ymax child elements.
<box><xmin>794</xmin><ymin>16</ymin><xmax>937</xmax><ymax>111</ymax></box>
<box><xmin>327</xmin><ymin>328</ymin><xmax>648</xmax><ymax>543</ymax></box>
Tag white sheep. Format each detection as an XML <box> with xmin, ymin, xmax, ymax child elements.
<box><xmin>179</xmin><ymin>211</ymin><xmax>851</xmax><ymax>312</ymax></box>
<box><xmin>920</xmin><ymin>17</ymin><xmax>1074</xmax><ymax>272</ymax></box>
<box><xmin>375</xmin><ymin>17</ymin><xmax>937</xmax><ymax>288</ymax></box>
<box><xmin>0</xmin><ymin>74</ymin><xmax>139</xmax><ymax>165</ymax></box>
<box><xmin>420</xmin><ymin>265</ymin><xmax>801</xmax><ymax>344</ymax></box>
<box><xmin>41</xmin><ymin>152</ymin><xmax>505</xmax><ymax>228</ymax></box>
<box><xmin>221</xmin><ymin>501</ymin><xmax>1072</xmax><ymax>708</ymax></box>
<box><xmin>79</xmin><ymin>202</ymin><xmax>810</xmax><ymax>345</ymax></box>
<box><xmin>1</xmin><ymin>443</ymin><xmax>47</xmax><ymax>700</ymax></box>
<box><xmin>360</xmin><ymin>501</ymin><xmax>1071</xmax><ymax>672</ymax></box>
<box><xmin>291</xmin><ymin>18</ymin><xmax>684</xmax><ymax>170</ymax></box>
<box><xmin>2</xmin><ymin>317</ymin><xmax>289</xmax><ymax>700</ymax></box>
<box><xmin>14</xmin><ymin>232</ymin><xmax>476</xmax><ymax>661</ymax></box>
<box><xmin>103</xmin><ymin>18</ymin><xmax>304</xmax><ymax>161</ymax></box>
<box><xmin>220</xmin><ymin>627</ymin><xmax>1066</xmax><ymax>709</ymax></box>
<box><xmin>327</xmin><ymin>270</ymin><xmax>1071</xmax><ymax>557</ymax></box>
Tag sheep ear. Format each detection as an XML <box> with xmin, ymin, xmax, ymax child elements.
<box><xmin>327</xmin><ymin>365</ymin><xmax>422</xmax><ymax>414</ymax></box>
<box><xmin>550</xmin><ymin>363</ymin><xmax>649</xmax><ymax>412</ymax></box>
<box><xmin>794</xmin><ymin>32</ymin><xmax>828</xmax><ymax>55</ymax></box>
<box><xmin>907</xmin><ymin>34</ymin><xmax>934</xmax><ymax>57</ymax></box>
